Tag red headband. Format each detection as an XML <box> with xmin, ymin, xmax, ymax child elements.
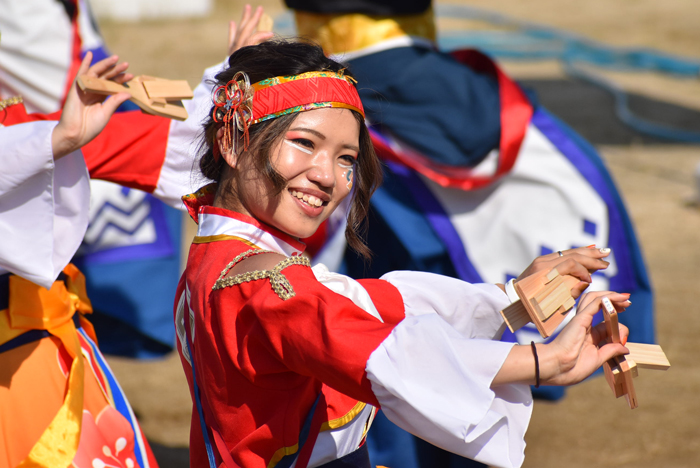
<box><xmin>250</xmin><ymin>71</ymin><xmax>364</xmax><ymax>123</ymax></box>
<box><xmin>212</xmin><ymin>70</ymin><xmax>364</xmax><ymax>157</ymax></box>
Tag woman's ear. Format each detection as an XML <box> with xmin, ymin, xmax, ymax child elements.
<box><xmin>216</xmin><ymin>126</ymin><xmax>237</xmax><ymax>168</ymax></box>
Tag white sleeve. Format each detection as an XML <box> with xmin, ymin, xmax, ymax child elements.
<box><xmin>0</xmin><ymin>122</ymin><xmax>55</xmax><ymax>194</ymax></box>
<box><xmin>380</xmin><ymin>270</ymin><xmax>510</xmax><ymax>339</ymax></box>
<box><xmin>0</xmin><ymin>121</ymin><xmax>90</xmax><ymax>289</ymax></box>
<box><xmin>152</xmin><ymin>63</ymin><xmax>223</xmax><ymax>207</ymax></box>
<box><xmin>366</xmin><ymin>272</ymin><xmax>532</xmax><ymax>468</ymax></box>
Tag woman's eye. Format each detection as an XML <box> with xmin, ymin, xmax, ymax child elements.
<box><xmin>293</xmin><ymin>138</ymin><xmax>314</xmax><ymax>149</ymax></box>
<box><xmin>339</xmin><ymin>155</ymin><xmax>357</xmax><ymax>166</ymax></box>
<box><xmin>284</xmin><ymin>138</ymin><xmax>314</xmax><ymax>155</ymax></box>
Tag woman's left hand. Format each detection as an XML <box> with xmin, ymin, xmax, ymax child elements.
<box><xmin>517</xmin><ymin>246</ymin><xmax>612</xmax><ymax>298</ymax></box>
<box><xmin>539</xmin><ymin>290</ymin><xmax>631</xmax><ymax>386</ymax></box>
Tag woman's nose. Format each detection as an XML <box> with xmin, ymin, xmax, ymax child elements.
<box><xmin>307</xmin><ymin>152</ymin><xmax>335</xmax><ymax>187</ymax></box>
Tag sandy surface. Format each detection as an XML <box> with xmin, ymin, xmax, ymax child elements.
<box><xmin>100</xmin><ymin>1</ymin><xmax>700</xmax><ymax>466</ymax></box>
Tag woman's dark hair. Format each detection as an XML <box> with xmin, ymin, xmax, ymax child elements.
<box><xmin>199</xmin><ymin>39</ymin><xmax>382</xmax><ymax>260</ymax></box>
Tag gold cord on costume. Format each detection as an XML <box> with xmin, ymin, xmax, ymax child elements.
<box><xmin>0</xmin><ymin>95</ymin><xmax>23</xmax><ymax>111</ymax></box>
<box><xmin>0</xmin><ymin>95</ymin><xmax>23</xmax><ymax>125</ymax></box>
<box><xmin>212</xmin><ymin>249</ymin><xmax>311</xmax><ymax>301</ymax></box>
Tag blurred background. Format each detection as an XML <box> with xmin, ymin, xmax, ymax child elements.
<box><xmin>76</xmin><ymin>0</ymin><xmax>700</xmax><ymax>466</ymax></box>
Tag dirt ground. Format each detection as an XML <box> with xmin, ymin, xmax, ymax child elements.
<box><xmin>100</xmin><ymin>1</ymin><xmax>700</xmax><ymax>466</ymax></box>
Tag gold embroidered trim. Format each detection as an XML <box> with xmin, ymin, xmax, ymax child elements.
<box><xmin>192</xmin><ymin>234</ymin><xmax>260</xmax><ymax>247</ymax></box>
<box><xmin>267</xmin><ymin>442</ymin><xmax>299</xmax><ymax>468</ymax></box>
<box><xmin>212</xmin><ymin>249</ymin><xmax>311</xmax><ymax>301</ymax></box>
<box><xmin>320</xmin><ymin>401</ymin><xmax>367</xmax><ymax>431</ymax></box>
<box><xmin>266</xmin><ymin>401</ymin><xmax>368</xmax><ymax>467</ymax></box>
<box><xmin>0</xmin><ymin>95</ymin><xmax>23</xmax><ymax>111</ymax></box>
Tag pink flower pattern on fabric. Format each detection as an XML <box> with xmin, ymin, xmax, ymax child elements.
<box><xmin>72</xmin><ymin>407</ymin><xmax>139</xmax><ymax>468</ymax></box>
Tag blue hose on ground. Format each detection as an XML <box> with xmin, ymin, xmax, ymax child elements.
<box><xmin>435</xmin><ymin>4</ymin><xmax>700</xmax><ymax>77</ymax></box>
<box><xmin>274</xmin><ymin>6</ymin><xmax>700</xmax><ymax>143</ymax></box>
<box><xmin>434</xmin><ymin>4</ymin><xmax>700</xmax><ymax>144</ymax></box>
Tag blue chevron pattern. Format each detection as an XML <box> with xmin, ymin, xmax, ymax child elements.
<box><xmin>81</xmin><ymin>181</ymin><xmax>156</xmax><ymax>253</ymax></box>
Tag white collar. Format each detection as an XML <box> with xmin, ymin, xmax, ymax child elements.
<box><xmin>196</xmin><ymin>206</ymin><xmax>305</xmax><ymax>257</ymax></box>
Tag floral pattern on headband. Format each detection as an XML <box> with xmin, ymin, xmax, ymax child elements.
<box><xmin>252</xmin><ymin>70</ymin><xmax>356</xmax><ymax>90</ymax></box>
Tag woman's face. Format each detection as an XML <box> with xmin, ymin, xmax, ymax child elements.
<box><xmin>232</xmin><ymin>107</ymin><xmax>360</xmax><ymax>239</ymax></box>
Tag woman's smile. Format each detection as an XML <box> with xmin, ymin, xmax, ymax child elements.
<box><xmin>289</xmin><ymin>188</ymin><xmax>328</xmax><ymax>208</ymax></box>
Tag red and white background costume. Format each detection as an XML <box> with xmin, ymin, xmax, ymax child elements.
<box><xmin>0</xmin><ymin>60</ymin><xmax>224</xmax><ymax>282</ymax></box>
<box><xmin>0</xmin><ymin>50</ymin><xmax>225</xmax><ymax>465</ymax></box>
<box><xmin>175</xmin><ymin>197</ymin><xmax>533</xmax><ymax>468</ymax></box>
<box><xmin>0</xmin><ymin>0</ymin><xmax>102</xmax><ymax>113</ymax></box>
<box><xmin>1</xmin><ymin>0</ymin><xmax>215</xmax><ymax>356</ymax></box>
<box><xmin>0</xmin><ymin>3</ymin><xmax>203</xmax><ymax>459</ymax></box>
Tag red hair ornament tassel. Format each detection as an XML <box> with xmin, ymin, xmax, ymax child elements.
<box><xmin>212</xmin><ymin>71</ymin><xmax>254</xmax><ymax>161</ymax></box>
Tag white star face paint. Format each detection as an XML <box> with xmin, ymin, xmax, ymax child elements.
<box><xmin>284</xmin><ymin>139</ymin><xmax>314</xmax><ymax>155</ymax></box>
<box><xmin>339</xmin><ymin>162</ymin><xmax>354</xmax><ymax>190</ymax></box>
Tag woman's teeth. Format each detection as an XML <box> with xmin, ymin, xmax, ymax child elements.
<box><xmin>291</xmin><ymin>190</ymin><xmax>323</xmax><ymax>207</ymax></box>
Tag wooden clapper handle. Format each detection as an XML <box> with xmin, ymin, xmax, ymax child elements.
<box><xmin>77</xmin><ymin>75</ymin><xmax>132</xmax><ymax>96</ymax></box>
<box><xmin>77</xmin><ymin>75</ymin><xmax>192</xmax><ymax>121</ymax></box>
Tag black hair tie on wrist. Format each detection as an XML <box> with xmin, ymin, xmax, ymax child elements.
<box><xmin>531</xmin><ymin>341</ymin><xmax>540</xmax><ymax>388</ymax></box>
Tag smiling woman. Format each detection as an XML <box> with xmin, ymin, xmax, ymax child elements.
<box><xmin>197</xmin><ymin>42</ymin><xmax>381</xmax><ymax>259</ymax></box>
<box><xmin>175</xmin><ymin>38</ymin><xmax>632</xmax><ymax>468</ymax></box>
<box><xmin>217</xmin><ymin>107</ymin><xmax>361</xmax><ymax>239</ymax></box>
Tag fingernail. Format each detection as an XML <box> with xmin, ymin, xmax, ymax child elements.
<box><xmin>622</xmin><ymin>336</ymin><xmax>627</xmax><ymax>346</ymax></box>
<box><xmin>599</xmin><ymin>247</ymin><xmax>611</xmax><ymax>254</ymax></box>
<box><xmin>586</xmin><ymin>244</ymin><xmax>596</xmax><ymax>249</ymax></box>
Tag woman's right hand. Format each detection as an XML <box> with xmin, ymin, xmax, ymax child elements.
<box><xmin>538</xmin><ymin>290</ymin><xmax>631</xmax><ymax>387</ymax></box>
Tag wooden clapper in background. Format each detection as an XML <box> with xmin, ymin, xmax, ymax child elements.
<box><xmin>77</xmin><ymin>75</ymin><xmax>193</xmax><ymax>121</ymax></box>
<box><xmin>75</xmin><ymin>12</ymin><xmax>274</xmax><ymax>121</ymax></box>
<box><xmin>500</xmin><ymin>269</ymin><xmax>670</xmax><ymax>408</ymax></box>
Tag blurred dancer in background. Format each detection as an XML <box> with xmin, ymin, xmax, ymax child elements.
<box><xmin>0</xmin><ymin>0</ymin><xmax>183</xmax><ymax>358</ymax></box>
<box><xmin>0</xmin><ymin>52</ymin><xmax>160</xmax><ymax>468</ymax></box>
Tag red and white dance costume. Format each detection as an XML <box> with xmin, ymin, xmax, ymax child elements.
<box><xmin>0</xmin><ymin>61</ymin><xmax>222</xmax><ymax>211</ymax></box>
<box><xmin>175</xmin><ymin>191</ymin><xmax>533</xmax><ymax>468</ymax></box>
